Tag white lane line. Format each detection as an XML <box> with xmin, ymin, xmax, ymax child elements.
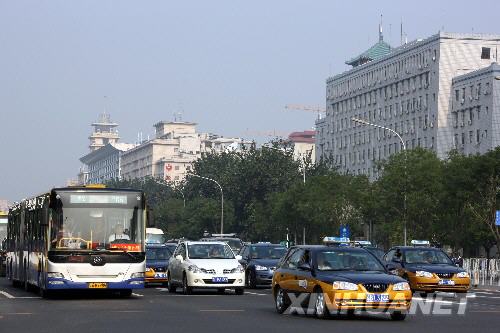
<box><xmin>245</xmin><ymin>292</ymin><xmax>267</xmax><ymax>296</ymax></box>
<box><xmin>0</xmin><ymin>291</ymin><xmax>15</xmax><ymax>299</ymax></box>
<box><xmin>466</xmin><ymin>294</ymin><xmax>477</xmax><ymax>298</ymax></box>
<box><xmin>156</xmin><ymin>288</ymin><xmax>168</xmax><ymax>291</ymax></box>
<box><xmin>411</xmin><ymin>297</ymin><xmax>466</xmax><ymax>305</ymax></box>
<box><xmin>16</xmin><ymin>297</ymin><xmax>42</xmax><ymax>299</ymax></box>
<box><xmin>132</xmin><ymin>293</ymin><xmax>144</xmax><ymax>297</ymax></box>
<box><xmin>199</xmin><ymin>310</ymin><xmax>245</xmax><ymax>312</ymax></box>
<box><xmin>111</xmin><ymin>310</ymin><xmax>146</xmax><ymax>313</ymax></box>
<box><xmin>5</xmin><ymin>313</ymin><xmax>33</xmax><ymax>315</ymax></box>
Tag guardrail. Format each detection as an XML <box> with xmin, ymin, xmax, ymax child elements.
<box><xmin>463</xmin><ymin>258</ymin><xmax>500</xmax><ymax>287</ymax></box>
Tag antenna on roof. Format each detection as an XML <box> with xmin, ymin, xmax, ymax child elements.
<box><xmin>379</xmin><ymin>14</ymin><xmax>383</xmax><ymax>42</ymax></box>
<box><xmin>400</xmin><ymin>17</ymin><xmax>403</xmax><ymax>46</ymax></box>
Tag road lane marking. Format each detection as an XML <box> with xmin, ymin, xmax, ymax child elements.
<box><xmin>245</xmin><ymin>292</ymin><xmax>267</xmax><ymax>296</ymax></box>
<box><xmin>199</xmin><ymin>310</ymin><xmax>245</xmax><ymax>312</ymax></box>
<box><xmin>5</xmin><ymin>313</ymin><xmax>33</xmax><ymax>315</ymax></box>
<box><xmin>111</xmin><ymin>310</ymin><xmax>146</xmax><ymax>313</ymax></box>
<box><xmin>0</xmin><ymin>291</ymin><xmax>15</xmax><ymax>299</ymax></box>
<box><xmin>132</xmin><ymin>293</ymin><xmax>144</xmax><ymax>297</ymax></box>
<box><xmin>16</xmin><ymin>296</ymin><xmax>42</xmax><ymax>299</ymax></box>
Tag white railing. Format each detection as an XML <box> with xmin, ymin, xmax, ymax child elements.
<box><xmin>463</xmin><ymin>258</ymin><xmax>500</xmax><ymax>287</ymax></box>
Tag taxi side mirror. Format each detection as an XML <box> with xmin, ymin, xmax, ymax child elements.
<box><xmin>235</xmin><ymin>255</ymin><xmax>242</xmax><ymax>261</ymax></box>
<box><xmin>298</xmin><ymin>263</ymin><xmax>312</xmax><ymax>271</ymax></box>
<box><xmin>385</xmin><ymin>263</ymin><xmax>399</xmax><ymax>275</ymax></box>
<box><xmin>175</xmin><ymin>255</ymin><xmax>184</xmax><ymax>263</ymax></box>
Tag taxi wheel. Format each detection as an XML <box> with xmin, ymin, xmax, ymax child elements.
<box><xmin>274</xmin><ymin>287</ymin><xmax>290</xmax><ymax>314</ymax></box>
<box><xmin>313</xmin><ymin>288</ymin><xmax>330</xmax><ymax>319</ymax></box>
<box><xmin>390</xmin><ymin>311</ymin><xmax>407</xmax><ymax>321</ymax></box>
<box><xmin>182</xmin><ymin>274</ymin><xmax>193</xmax><ymax>295</ymax></box>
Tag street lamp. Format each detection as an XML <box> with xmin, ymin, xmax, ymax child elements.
<box><xmin>173</xmin><ymin>187</ymin><xmax>185</xmax><ymax>208</ymax></box>
<box><xmin>351</xmin><ymin>117</ymin><xmax>408</xmax><ymax>246</ymax></box>
<box><xmin>190</xmin><ymin>174</ymin><xmax>224</xmax><ymax>235</ymax></box>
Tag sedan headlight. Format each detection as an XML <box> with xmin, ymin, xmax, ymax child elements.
<box><xmin>255</xmin><ymin>265</ymin><xmax>268</xmax><ymax>271</ymax></box>
<box><xmin>415</xmin><ymin>271</ymin><xmax>433</xmax><ymax>278</ymax></box>
<box><xmin>456</xmin><ymin>272</ymin><xmax>469</xmax><ymax>278</ymax></box>
<box><xmin>392</xmin><ymin>282</ymin><xmax>411</xmax><ymax>291</ymax></box>
<box><xmin>231</xmin><ymin>265</ymin><xmax>244</xmax><ymax>273</ymax></box>
<box><xmin>332</xmin><ymin>281</ymin><xmax>358</xmax><ymax>290</ymax></box>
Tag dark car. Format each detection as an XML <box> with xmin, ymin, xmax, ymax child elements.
<box><xmin>272</xmin><ymin>245</ymin><xmax>412</xmax><ymax>320</ymax></box>
<box><xmin>145</xmin><ymin>243</ymin><xmax>177</xmax><ymax>285</ymax></box>
<box><xmin>200</xmin><ymin>237</ymin><xmax>244</xmax><ymax>254</ymax></box>
<box><xmin>238</xmin><ymin>243</ymin><xmax>287</xmax><ymax>288</ymax></box>
<box><xmin>384</xmin><ymin>243</ymin><xmax>470</xmax><ymax>294</ymax></box>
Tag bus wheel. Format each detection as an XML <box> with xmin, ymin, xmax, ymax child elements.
<box><xmin>120</xmin><ymin>289</ymin><xmax>132</xmax><ymax>297</ymax></box>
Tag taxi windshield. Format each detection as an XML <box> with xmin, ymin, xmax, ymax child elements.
<box><xmin>316</xmin><ymin>249</ymin><xmax>385</xmax><ymax>272</ymax></box>
<box><xmin>146</xmin><ymin>247</ymin><xmax>173</xmax><ymax>261</ymax></box>
<box><xmin>249</xmin><ymin>246</ymin><xmax>287</xmax><ymax>259</ymax></box>
<box><xmin>188</xmin><ymin>243</ymin><xmax>234</xmax><ymax>259</ymax></box>
<box><xmin>404</xmin><ymin>249</ymin><xmax>453</xmax><ymax>265</ymax></box>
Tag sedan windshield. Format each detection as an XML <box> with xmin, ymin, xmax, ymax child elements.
<box><xmin>316</xmin><ymin>249</ymin><xmax>385</xmax><ymax>271</ymax></box>
<box><xmin>188</xmin><ymin>244</ymin><xmax>234</xmax><ymax>259</ymax></box>
<box><xmin>249</xmin><ymin>246</ymin><xmax>287</xmax><ymax>259</ymax></box>
<box><xmin>146</xmin><ymin>248</ymin><xmax>173</xmax><ymax>261</ymax></box>
<box><xmin>404</xmin><ymin>249</ymin><xmax>453</xmax><ymax>265</ymax></box>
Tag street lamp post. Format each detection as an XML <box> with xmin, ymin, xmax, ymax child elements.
<box><xmin>351</xmin><ymin>117</ymin><xmax>408</xmax><ymax>246</ymax></box>
<box><xmin>191</xmin><ymin>174</ymin><xmax>224</xmax><ymax>235</ymax></box>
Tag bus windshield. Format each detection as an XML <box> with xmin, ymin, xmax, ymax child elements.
<box><xmin>49</xmin><ymin>191</ymin><xmax>145</xmax><ymax>252</ymax></box>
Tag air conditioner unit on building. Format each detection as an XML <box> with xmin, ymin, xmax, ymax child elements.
<box><xmin>429</xmin><ymin>122</ymin><xmax>434</xmax><ymax>128</ymax></box>
<box><xmin>468</xmin><ymin>120</ymin><xmax>472</xmax><ymax>125</ymax></box>
<box><xmin>461</xmin><ymin>98</ymin><xmax>465</xmax><ymax>104</ymax></box>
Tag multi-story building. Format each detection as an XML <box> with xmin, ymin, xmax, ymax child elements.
<box><xmin>88</xmin><ymin>113</ymin><xmax>120</xmax><ymax>152</ymax></box>
<box><xmin>121</xmin><ymin>121</ymin><xmax>201</xmax><ymax>181</ymax></box>
<box><xmin>450</xmin><ymin>62</ymin><xmax>500</xmax><ymax>155</ymax></box>
<box><xmin>80</xmin><ymin>142</ymin><xmax>137</xmax><ymax>184</ymax></box>
<box><xmin>316</xmin><ymin>31</ymin><xmax>500</xmax><ymax>177</ymax></box>
<box><xmin>288</xmin><ymin>131</ymin><xmax>316</xmax><ymax>162</ymax></box>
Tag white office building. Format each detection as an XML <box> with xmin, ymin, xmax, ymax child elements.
<box><xmin>316</xmin><ymin>31</ymin><xmax>500</xmax><ymax>177</ymax></box>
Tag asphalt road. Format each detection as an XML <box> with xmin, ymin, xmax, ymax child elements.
<box><xmin>1</xmin><ymin>279</ymin><xmax>499</xmax><ymax>333</ymax></box>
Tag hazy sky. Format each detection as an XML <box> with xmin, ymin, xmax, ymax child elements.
<box><xmin>1</xmin><ymin>0</ymin><xmax>499</xmax><ymax>202</ymax></box>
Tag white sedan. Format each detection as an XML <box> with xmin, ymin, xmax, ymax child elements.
<box><xmin>167</xmin><ymin>241</ymin><xmax>245</xmax><ymax>295</ymax></box>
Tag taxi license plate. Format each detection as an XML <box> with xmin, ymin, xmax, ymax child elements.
<box><xmin>212</xmin><ymin>277</ymin><xmax>228</xmax><ymax>283</ymax></box>
<box><xmin>366</xmin><ymin>294</ymin><xmax>389</xmax><ymax>302</ymax></box>
<box><xmin>88</xmin><ymin>282</ymin><xmax>108</xmax><ymax>289</ymax></box>
<box><xmin>438</xmin><ymin>280</ymin><xmax>455</xmax><ymax>285</ymax></box>
<box><xmin>155</xmin><ymin>273</ymin><xmax>167</xmax><ymax>278</ymax></box>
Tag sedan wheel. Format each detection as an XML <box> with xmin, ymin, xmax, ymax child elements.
<box><xmin>167</xmin><ymin>272</ymin><xmax>176</xmax><ymax>293</ymax></box>
<box><xmin>182</xmin><ymin>274</ymin><xmax>192</xmax><ymax>295</ymax></box>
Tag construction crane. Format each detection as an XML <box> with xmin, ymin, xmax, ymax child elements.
<box><xmin>284</xmin><ymin>104</ymin><xmax>326</xmax><ymax>119</ymax></box>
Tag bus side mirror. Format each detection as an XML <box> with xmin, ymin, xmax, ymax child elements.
<box><xmin>146</xmin><ymin>207</ymin><xmax>155</xmax><ymax>228</ymax></box>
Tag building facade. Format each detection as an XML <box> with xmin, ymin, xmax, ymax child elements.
<box><xmin>450</xmin><ymin>63</ymin><xmax>500</xmax><ymax>155</ymax></box>
<box><xmin>288</xmin><ymin>131</ymin><xmax>316</xmax><ymax>162</ymax></box>
<box><xmin>80</xmin><ymin>143</ymin><xmax>137</xmax><ymax>184</ymax></box>
<box><xmin>88</xmin><ymin>113</ymin><xmax>120</xmax><ymax>152</ymax></box>
<box><xmin>316</xmin><ymin>32</ymin><xmax>500</xmax><ymax>177</ymax></box>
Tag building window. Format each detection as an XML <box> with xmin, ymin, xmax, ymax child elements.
<box><xmin>175</xmin><ymin>165</ymin><xmax>180</xmax><ymax>170</ymax></box>
<box><xmin>481</xmin><ymin>47</ymin><xmax>491</xmax><ymax>59</ymax></box>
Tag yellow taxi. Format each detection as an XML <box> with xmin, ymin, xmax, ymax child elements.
<box><xmin>145</xmin><ymin>243</ymin><xmax>177</xmax><ymax>285</ymax></box>
<box><xmin>272</xmin><ymin>238</ymin><xmax>412</xmax><ymax>320</ymax></box>
<box><xmin>383</xmin><ymin>240</ymin><xmax>470</xmax><ymax>294</ymax></box>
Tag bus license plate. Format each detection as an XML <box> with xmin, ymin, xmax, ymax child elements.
<box><xmin>438</xmin><ymin>280</ymin><xmax>455</xmax><ymax>285</ymax></box>
<box><xmin>88</xmin><ymin>282</ymin><xmax>108</xmax><ymax>289</ymax></box>
<box><xmin>212</xmin><ymin>277</ymin><xmax>228</xmax><ymax>283</ymax></box>
<box><xmin>366</xmin><ymin>294</ymin><xmax>389</xmax><ymax>302</ymax></box>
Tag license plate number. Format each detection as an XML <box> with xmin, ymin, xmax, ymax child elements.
<box><xmin>366</xmin><ymin>294</ymin><xmax>389</xmax><ymax>302</ymax></box>
<box><xmin>88</xmin><ymin>282</ymin><xmax>108</xmax><ymax>289</ymax></box>
<box><xmin>438</xmin><ymin>280</ymin><xmax>455</xmax><ymax>285</ymax></box>
<box><xmin>212</xmin><ymin>277</ymin><xmax>228</xmax><ymax>283</ymax></box>
<box><xmin>155</xmin><ymin>273</ymin><xmax>167</xmax><ymax>278</ymax></box>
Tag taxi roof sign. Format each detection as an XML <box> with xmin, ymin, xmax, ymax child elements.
<box><xmin>323</xmin><ymin>236</ymin><xmax>350</xmax><ymax>245</ymax></box>
<box><xmin>354</xmin><ymin>240</ymin><xmax>372</xmax><ymax>246</ymax></box>
<box><xmin>411</xmin><ymin>240</ymin><xmax>430</xmax><ymax>247</ymax></box>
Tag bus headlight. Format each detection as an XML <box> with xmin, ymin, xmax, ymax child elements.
<box><xmin>47</xmin><ymin>272</ymin><xmax>64</xmax><ymax>279</ymax></box>
<box><xmin>131</xmin><ymin>272</ymin><xmax>145</xmax><ymax>278</ymax></box>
